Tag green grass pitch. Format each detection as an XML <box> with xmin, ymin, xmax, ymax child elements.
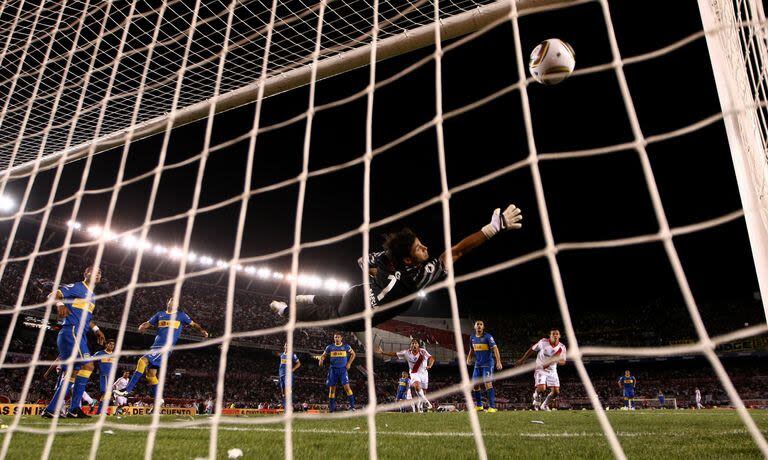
<box><xmin>2</xmin><ymin>410</ymin><xmax>767</xmax><ymax>459</ymax></box>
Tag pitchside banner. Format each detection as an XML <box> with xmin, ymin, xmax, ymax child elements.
<box><xmin>0</xmin><ymin>404</ymin><xmax>196</xmax><ymax>416</ymax></box>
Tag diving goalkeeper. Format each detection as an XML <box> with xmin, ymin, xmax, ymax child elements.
<box><xmin>270</xmin><ymin>204</ymin><xmax>523</xmax><ymax>331</ymax></box>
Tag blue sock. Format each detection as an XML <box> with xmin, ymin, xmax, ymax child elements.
<box><xmin>473</xmin><ymin>390</ymin><xmax>483</xmax><ymax>407</ymax></box>
<box><xmin>329</xmin><ymin>398</ymin><xmax>336</xmax><ymax>413</ymax></box>
<box><xmin>148</xmin><ymin>384</ymin><xmax>157</xmax><ymax>398</ymax></box>
<box><xmin>69</xmin><ymin>372</ymin><xmax>91</xmax><ymax>413</ymax></box>
<box><xmin>45</xmin><ymin>377</ymin><xmax>68</xmax><ymax>414</ymax></box>
<box><xmin>124</xmin><ymin>371</ymin><xmax>143</xmax><ymax>393</ymax></box>
<box><xmin>348</xmin><ymin>394</ymin><xmax>355</xmax><ymax>410</ymax></box>
<box><xmin>488</xmin><ymin>388</ymin><xmax>496</xmax><ymax>408</ymax></box>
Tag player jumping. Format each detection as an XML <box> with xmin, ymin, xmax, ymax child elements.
<box><xmin>114</xmin><ymin>297</ymin><xmax>208</xmax><ymax>402</ymax></box>
<box><xmin>269</xmin><ymin>205</ymin><xmax>523</xmax><ymax>331</ymax></box>
<box><xmin>467</xmin><ymin>320</ymin><xmax>502</xmax><ymax>413</ymax></box>
<box><xmin>41</xmin><ymin>267</ymin><xmax>106</xmax><ymax>419</ymax></box>
<box><xmin>377</xmin><ymin>339</ymin><xmax>434</xmax><ymax>412</ymax></box>
<box><xmin>279</xmin><ymin>343</ymin><xmax>301</xmax><ymax>408</ymax></box>
<box><xmin>516</xmin><ymin>328</ymin><xmax>567</xmax><ymax>411</ymax></box>
<box><xmin>618</xmin><ymin>370</ymin><xmax>636</xmax><ymax>410</ymax></box>
<box><xmin>317</xmin><ymin>332</ymin><xmax>357</xmax><ymax>412</ymax></box>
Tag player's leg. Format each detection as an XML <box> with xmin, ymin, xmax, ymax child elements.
<box><xmin>411</xmin><ymin>380</ymin><xmax>424</xmax><ymax>412</ymax></box>
<box><xmin>542</xmin><ymin>372</ymin><xmax>560</xmax><ymax>410</ymax></box>
<box><xmin>145</xmin><ymin>368</ymin><xmax>159</xmax><ymax>398</ymax></box>
<box><xmin>119</xmin><ymin>355</ymin><xmax>152</xmax><ymax>395</ymax></box>
<box><xmin>271</xmin><ymin>286</ymin><xmax>358</xmax><ymax>324</ymax></box>
<box><xmin>44</xmin><ymin>332</ymin><xmax>74</xmax><ymax>417</ymax></box>
<box><xmin>68</xmin><ymin>334</ymin><xmax>94</xmax><ymax>417</ymax></box>
<box><xmin>533</xmin><ymin>370</ymin><xmax>546</xmax><ymax>410</ymax></box>
<box><xmin>419</xmin><ymin>374</ymin><xmax>432</xmax><ymax>409</ymax></box>
<box><xmin>483</xmin><ymin>368</ymin><xmax>497</xmax><ymax>412</ymax></box>
<box><xmin>279</xmin><ymin>375</ymin><xmax>286</xmax><ymax>408</ymax></box>
<box><xmin>327</xmin><ymin>369</ymin><xmax>338</xmax><ymax>413</ymax></box>
<box><xmin>341</xmin><ymin>368</ymin><xmax>355</xmax><ymax>410</ymax></box>
<box><xmin>471</xmin><ymin>367</ymin><xmax>484</xmax><ymax>411</ymax></box>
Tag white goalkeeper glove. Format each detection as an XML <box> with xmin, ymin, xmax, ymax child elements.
<box><xmin>481</xmin><ymin>204</ymin><xmax>523</xmax><ymax>239</ymax></box>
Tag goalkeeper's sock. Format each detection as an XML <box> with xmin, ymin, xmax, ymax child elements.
<box><xmin>124</xmin><ymin>370</ymin><xmax>144</xmax><ymax>393</ymax></box>
<box><xmin>488</xmin><ymin>387</ymin><xmax>496</xmax><ymax>409</ymax></box>
<box><xmin>69</xmin><ymin>370</ymin><xmax>92</xmax><ymax>413</ymax></box>
<box><xmin>473</xmin><ymin>390</ymin><xmax>483</xmax><ymax>408</ymax></box>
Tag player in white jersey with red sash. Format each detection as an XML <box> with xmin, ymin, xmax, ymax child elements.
<box><xmin>377</xmin><ymin>339</ymin><xmax>435</xmax><ymax>412</ymax></box>
<box><xmin>516</xmin><ymin>329</ymin><xmax>567</xmax><ymax>411</ymax></box>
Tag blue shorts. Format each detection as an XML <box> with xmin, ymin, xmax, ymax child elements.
<box><xmin>624</xmin><ymin>390</ymin><xmax>635</xmax><ymax>398</ymax></box>
<box><xmin>473</xmin><ymin>366</ymin><xmax>494</xmax><ymax>384</ymax></box>
<box><xmin>396</xmin><ymin>387</ymin><xmax>408</xmax><ymax>400</ymax></box>
<box><xmin>145</xmin><ymin>350</ymin><xmax>168</xmax><ymax>369</ymax></box>
<box><xmin>57</xmin><ymin>326</ymin><xmax>90</xmax><ymax>370</ymax></box>
<box><xmin>279</xmin><ymin>374</ymin><xmax>295</xmax><ymax>392</ymax></box>
<box><xmin>326</xmin><ymin>367</ymin><xmax>349</xmax><ymax>387</ymax></box>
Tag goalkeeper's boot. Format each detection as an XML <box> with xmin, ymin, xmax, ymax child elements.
<box><xmin>269</xmin><ymin>301</ymin><xmax>288</xmax><ymax>317</ymax></box>
<box><xmin>486</xmin><ymin>408</ymin><xmax>498</xmax><ymax>413</ymax></box>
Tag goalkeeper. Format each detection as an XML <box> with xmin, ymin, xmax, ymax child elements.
<box><xmin>270</xmin><ymin>204</ymin><xmax>523</xmax><ymax>331</ymax></box>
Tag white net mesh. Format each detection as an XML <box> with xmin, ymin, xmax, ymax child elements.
<box><xmin>0</xmin><ymin>0</ymin><xmax>768</xmax><ymax>459</ymax></box>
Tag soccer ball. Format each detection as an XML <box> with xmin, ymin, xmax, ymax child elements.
<box><xmin>528</xmin><ymin>38</ymin><xmax>576</xmax><ymax>85</ymax></box>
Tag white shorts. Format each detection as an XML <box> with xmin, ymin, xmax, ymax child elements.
<box><xmin>115</xmin><ymin>395</ymin><xmax>127</xmax><ymax>406</ymax></box>
<box><xmin>534</xmin><ymin>369</ymin><xmax>560</xmax><ymax>388</ymax></box>
<box><xmin>410</xmin><ymin>371</ymin><xmax>429</xmax><ymax>390</ymax></box>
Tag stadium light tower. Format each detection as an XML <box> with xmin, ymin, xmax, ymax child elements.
<box><xmin>0</xmin><ymin>194</ymin><xmax>15</xmax><ymax>213</ymax></box>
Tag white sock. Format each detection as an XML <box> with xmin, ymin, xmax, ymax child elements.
<box><xmin>543</xmin><ymin>392</ymin><xmax>554</xmax><ymax>407</ymax></box>
<box><xmin>82</xmin><ymin>392</ymin><xmax>94</xmax><ymax>404</ymax></box>
<box><xmin>417</xmin><ymin>389</ymin><xmax>431</xmax><ymax>408</ymax></box>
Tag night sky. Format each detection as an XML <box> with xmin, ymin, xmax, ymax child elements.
<box><xmin>1</xmin><ymin>0</ymin><xmax>764</xmax><ymax>342</ymax></box>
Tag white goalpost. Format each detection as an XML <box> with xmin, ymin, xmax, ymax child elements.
<box><xmin>0</xmin><ymin>0</ymin><xmax>767</xmax><ymax>459</ymax></box>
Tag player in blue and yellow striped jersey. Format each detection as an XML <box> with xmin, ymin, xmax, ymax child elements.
<box><xmin>466</xmin><ymin>320</ymin><xmax>502</xmax><ymax>412</ymax></box>
<box><xmin>279</xmin><ymin>343</ymin><xmax>301</xmax><ymax>408</ymax></box>
<box><xmin>618</xmin><ymin>370</ymin><xmax>637</xmax><ymax>410</ymax></box>
<box><xmin>317</xmin><ymin>332</ymin><xmax>356</xmax><ymax>412</ymax></box>
<box><xmin>91</xmin><ymin>339</ymin><xmax>116</xmax><ymax>414</ymax></box>
<box><xmin>42</xmin><ymin>267</ymin><xmax>106</xmax><ymax>419</ymax></box>
<box><xmin>114</xmin><ymin>297</ymin><xmax>207</xmax><ymax>401</ymax></box>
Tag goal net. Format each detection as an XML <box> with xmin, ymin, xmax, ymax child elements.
<box><xmin>0</xmin><ymin>0</ymin><xmax>767</xmax><ymax>458</ymax></box>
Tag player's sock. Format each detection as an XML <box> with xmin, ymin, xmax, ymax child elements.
<box><xmin>146</xmin><ymin>375</ymin><xmax>159</xmax><ymax>398</ymax></box>
<box><xmin>347</xmin><ymin>394</ymin><xmax>356</xmax><ymax>410</ymax></box>
<box><xmin>417</xmin><ymin>389</ymin><xmax>431</xmax><ymax>409</ymax></box>
<box><xmin>45</xmin><ymin>376</ymin><xmax>69</xmax><ymax>414</ymax></box>
<box><xmin>473</xmin><ymin>390</ymin><xmax>482</xmax><ymax>408</ymax></box>
<box><xmin>488</xmin><ymin>387</ymin><xmax>496</xmax><ymax>409</ymax></box>
<box><xmin>69</xmin><ymin>369</ymin><xmax>92</xmax><ymax>413</ymax></box>
<box><xmin>329</xmin><ymin>398</ymin><xmax>337</xmax><ymax>413</ymax></box>
<box><xmin>124</xmin><ymin>362</ymin><xmax>147</xmax><ymax>393</ymax></box>
<box><xmin>82</xmin><ymin>391</ymin><xmax>94</xmax><ymax>405</ymax></box>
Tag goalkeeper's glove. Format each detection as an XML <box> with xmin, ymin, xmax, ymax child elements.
<box><xmin>481</xmin><ymin>204</ymin><xmax>523</xmax><ymax>239</ymax></box>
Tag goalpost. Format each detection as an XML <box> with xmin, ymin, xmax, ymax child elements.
<box><xmin>0</xmin><ymin>0</ymin><xmax>767</xmax><ymax>459</ymax></box>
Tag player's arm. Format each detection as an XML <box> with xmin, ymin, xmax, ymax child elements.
<box><xmin>466</xmin><ymin>347</ymin><xmax>474</xmax><ymax>366</ymax></box>
<box><xmin>440</xmin><ymin>204</ymin><xmax>523</xmax><ymax>265</ymax></box>
<box><xmin>317</xmin><ymin>351</ymin><xmax>327</xmax><ymax>367</ymax></box>
<box><xmin>515</xmin><ymin>346</ymin><xmax>535</xmax><ymax>367</ymax></box>
<box><xmin>375</xmin><ymin>345</ymin><xmax>398</xmax><ymax>358</ymax></box>
<box><xmin>138</xmin><ymin>321</ymin><xmax>153</xmax><ymax>332</ymax></box>
<box><xmin>492</xmin><ymin>345</ymin><xmax>502</xmax><ymax>370</ymax></box>
<box><xmin>346</xmin><ymin>349</ymin><xmax>356</xmax><ymax>369</ymax></box>
<box><xmin>426</xmin><ymin>355</ymin><xmax>435</xmax><ymax>370</ymax></box>
<box><xmin>48</xmin><ymin>290</ymin><xmax>67</xmax><ymax>318</ymax></box>
<box><xmin>89</xmin><ymin>320</ymin><xmax>106</xmax><ymax>345</ymax></box>
<box><xmin>617</xmin><ymin>378</ymin><xmax>623</xmax><ymax>389</ymax></box>
<box><xmin>189</xmin><ymin>321</ymin><xmax>209</xmax><ymax>338</ymax></box>
<box><xmin>293</xmin><ymin>357</ymin><xmax>301</xmax><ymax>372</ymax></box>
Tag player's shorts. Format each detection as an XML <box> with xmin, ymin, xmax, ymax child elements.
<box><xmin>57</xmin><ymin>326</ymin><xmax>90</xmax><ymax>370</ymax></box>
<box><xmin>472</xmin><ymin>366</ymin><xmax>494</xmax><ymax>384</ymax></box>
<box><xmin>623</xmin><ymin>390</ymin><xmax>635</xmax><ymax>398</ymax></box>
<box><xmin>326</xmin><ymin>367</ymin><xmax>349</xmax><ymax>387</ymax></box>
<box><xmin>279</xmin><ymin>374</ymin><xmax>295</xmax><ymax>391</ymax></box>
<box><xmin>115</xmin><ymin>395</ymin><xmax>127</xmax><ymax>406</ymax></box>
<box><xmin>534</xmin><ymin>369</ymin><xmax>559</xmax><ymax>388</ymax></box>
<box><xmin>409</xmin><ymin>371</ymin><xmax>429</xmax><ymax>390</ymax></box>
<box><xmin>145</xmin><ymin>350</ymin><xmax>169</xmax><ymax>369</ymax></box>
<box><xmin>396</xmin><ymin>387</ymin><xmax>408</xmax><ymax>400</ymax></box>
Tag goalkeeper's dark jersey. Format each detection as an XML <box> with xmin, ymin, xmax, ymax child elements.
<box><xmin>358</xmin><ymin>251</ymin><xmax>446</xmax><ymax>306</ymax></box>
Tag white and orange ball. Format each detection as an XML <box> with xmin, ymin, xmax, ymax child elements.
<box><xmin>528</xmin><ymin>38</ymin><xmax>576</xmax><ymax>85</ymax></box>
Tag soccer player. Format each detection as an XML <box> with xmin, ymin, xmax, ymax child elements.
<box><xmin>317</xmin><ymin>332</ymin><xmax>356</xmax><ymax>412</ymax></box>
<box><xmin>376</xmin><ymin>339</ymin><xmax>434</xmax><ymax>412</ymax></box>
<box><xmin>269</xmin><ymin>205</ymin><xmax>523</xmax><ymax>331</ymax></box>
<box><xmin>516</xmin><ymin>328</ymin><xmax>566</xmax><ymax>411</ymax></box>
<box><xmin>466</xmin><ymin>320</ymin><xmax>502</xmax><ymax>413</ymax></box>
<box><xmin>92</xmin><ymin>339</ymin><xmax>117</xmax><ymax>413</ymax></box>
<box><xmin>114</xmin><ymin>297</ymin><xmax>208</xmax><ymax>401</ymax></box>
<box><xmin>395</xmin><ymin>371</ymin><xmax>412</xmax><ymax>412</ymax></box>
<box><xmin>42</xmin><ymin>267</ymin><xmax>106</xmax><ymax>419</ymax></box>
<box><xmin>279</xmin><ymin>343</ymin><xmax>301</xmax><ymax>408</ymax></box>
<box><xmin>658</xmin><ymin>389</ymin><xmax>665</xmax><ymax>409</ymax></box>
<box><xmin>695</xmin><ymin>387</ymin><xmax>703</xmax><ymax>409</ymax></box>
<box><xmin>113</xmin><ymin>371</ymin><xmax>130</xmax><ymax>413</ymax></box>
<box><xmin>617</xmin><ymin>370</ymin><xmax>636</xmax><ymax>410</ymax></box>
